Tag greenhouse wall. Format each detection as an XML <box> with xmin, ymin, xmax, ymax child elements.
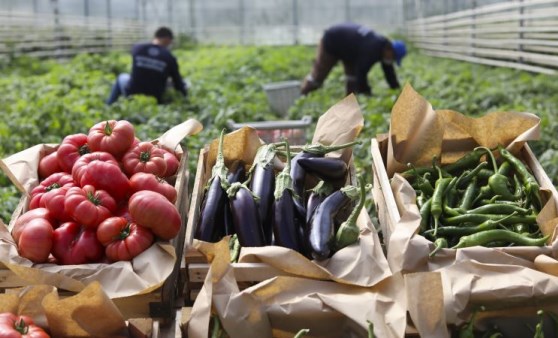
<box><xmin>0</xmin><ymin>0</ymin><xmax>404</xmax><ymax>61</ymax></box>
<box><xmin>404</xmin><ymin>0</ymin><xmax>558</xmax><ymax>75</ymax></box>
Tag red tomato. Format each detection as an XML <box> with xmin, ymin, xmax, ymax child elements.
<box><xmin>12</xmin><ymin>208</ymin><xmax>56</xmax><ymax>243</ymax></box>
<box><xmin>64</xmin><ymin>185</ymin><xmax>116</xmax><ymax>229</ymax></box>
<box><xmin>87</xmin><ymin>120</ymin><xmax>135</xmax><ymax>159</ymax></box>
<box><xmin>79</xmin><ymin>160</ymin><xmax>130</xmax><ymax>202</ymax></box>
<box><xmin>0</xmin><ymin>313</ymin><xmax>50</xmax><ymax>338</ymax></box>
<box><xmin>122</xmin><ymin>142</ymin><xmax>167</xmax><ymax>177</ymax></box>
<box><xmin>56</xmin><ymin>133</ymin><xmax>90</xmax><ymax>173</ymax></box>
<box><xmin>38</xmin><ymin>151</ymin><xmax>62</xmax><ymax>180</ymax></box>
<box><xmin>114</xmin><ymin>206</ymin><xmax>133</xmax><ymax>222</ymax></box>
<box><xmin>159</xmin><ymin>148</ymin><xmax>180</xmax><ymax>177</ymax></box>
<box><xmin>129</xmin><ymin>172</ymin><xmax>177</xmax><ymax>203</ymax></box>
<box><xmin>52</xmin><ymin>222</ymin><xmax>104</xmax><ymax>265</ymax></box>
<box><xmin>97</xmin><ymin>217</ymin><xmax>154</xmax><ymax>262</ymax></box>
<box><xmin>29</xmin><ymin>173</ymin><xmax>74</xmax><ymax>222</ymax></box>
<box><xmin>131</xmin><ymin>137</ymin><xmax>140</xmax><ymax>148</ymax></box>
<box><xmin>71</xmin><ymin>152</ymin><xmax>118</xmax><ymax>185</ymax></box>
<box><xmin>128</xmin><ymin>190</ymin><xmax>181</xmax><ymax>240</ymax></box>
<box><xmin>30</xmin><ymin>172</ymin><xmax>74</xmax><ymax>205</ymax></box>
<box><xmin>17</xmin><ymin>217</ymin><xmax>54</xmax><ymax>264</ymax></box>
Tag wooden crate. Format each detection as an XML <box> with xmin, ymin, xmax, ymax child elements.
<box><xmin>371</xmin><ymin>137</ymin><xmax>558</xmax><ymax>249</ymax></box>
<box><xmin>0</xmin><ymin>148</ymin><xmax>191</xmax><ymax>321</ymax></box>
<box><xmin>184</xmin><ymin>145</ymin><xmax>357</xmax><ymax>303</ymax></box>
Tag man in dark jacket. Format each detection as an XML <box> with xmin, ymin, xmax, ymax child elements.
<box><xmin>106</xmin><ymin>27</ymin><xmax>187</xmax><ymax>105</ymax></box>
<box><xmin>301</xmin><ymin>23</ymin><xmax>407</xmax><ymax>96</ymax></box>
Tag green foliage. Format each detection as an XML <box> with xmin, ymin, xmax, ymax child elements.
<box><xmin>1</xmin><ymin>45</ymin><xmax>557</xmax><ymax>224</ymax></box>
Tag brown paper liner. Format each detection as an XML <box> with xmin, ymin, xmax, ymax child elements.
<box><xmin>188</xmin><ymin>238</ymin><xmax>407</xmax><ymax>338</ymax></box>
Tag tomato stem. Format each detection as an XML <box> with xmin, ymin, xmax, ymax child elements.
<box><xmin>14</xmin><ymin>318</ymin><xmax>29</xmax><ymax>334</ymax></box>
<box><xmin>104</xmin><ymin>121</ymin><xmax>113</xmax><ymax>135</ymax></box>
<box><xmin>79</xmin><ymin>144</ymin><xmax>90</xmax><ymax>156</ymax></box>
<box><xmin>46</xmin><ymin>183</ymin><xmax>61</xmax><ymax>192</ymax></box>
<box><xmin>119</xmin><ymin>223</ymin><xmax>131</xmax><ymax>240</ymax></box>
<box><xmin>140</xmin><ymin>151</ymin><xmax>151</xmax><ymax>163</ymax></box>
<box><xmin>87</xmin><ymin>191</ymin><xmax>101</xmax><ymax>205</ymax></box>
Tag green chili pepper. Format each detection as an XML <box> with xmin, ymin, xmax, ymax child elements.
<box><xmin>229</xmin><ymin>234</ymin><xmax>241</xmax><ymax>263</ymax></box>
<box><xmin>479</xmin><ymin>198</ymin><xmax>522</xmax><ymax>206</ymax></box>
<box><xmin>408</xmin><ymin>164</ymin><xmax>435</xmax><ymax>196</ymax></box>
<box><xmin>294</xmin><ymin>329</ymin><xmax>310</xmax><ymax>338</ymax></box>
<box><xmin>367</xmin><ymin>320</ymin><xmax>375</xmax><ymax>338</ymax></box>
<box><xmin>425</xmin><ymin>213</ymin><xmax>516</xmax><ymax>237</ymax></box>
<box><xmin>456</xmin><ymin>161</ymin><xmax>489</xmax><ymax>188</ymax></box>
<box><xmin>452</xmin><ymin>229</ymin><xmax>549</xmax><ymax>248</ymax></box>
<box><xmin>499</xmin><ymin>146</ymin><xmax>542</xmax><ymax>211</ymax></box>
<box><xmin>466</xmin><ymin>203</ymin><xmax>530</xmax><ymax>215</ymax></box>
<box><xmin>431</xmin><ymin>169</ymin><xmax>452</xmax><ymax>236</ymax></box>
<box><xmin>401</xmin><ymin>165</ymin><xmax>452</xmax><ymax>181</ymax></box>
<box><xmin>459</xmin><ymin>177</ymin><xmax>479</xmax><ymax>211</ymax></box>
<box><xmin>475</xmin><ymin>146</ymin><xmax>516</xmax><ymax>201</ymax></box>
<box><xmin>429</xmin><ymin>238</ymin><xmax>448</xmax><ymax>258</ymax></box>
<box><xmin>534</xmin><ymin>310</ymin><xmax>544</xmax><ymax>338</ymax></box>
<box><xmin>444</xmin><ymin>213</ymin><xmax>536</xmax><ymax>226</ymax></box>
<box><xmin>419</xmin><ymin>198</ymin><xmax>432</xmax><ymax>233</ymax></box>
<box><xmin>477</xmin><ymin>168</ymin><xmax>494</xmax><ymax>180</ymax></box>
<box><xmin>512</xmin><ymin>223</ymin><xmax>530</xmax><ymax>234</ymax></box>
<box><xmin>513</xmin><ymin>174</ymin><xmax>523</xmax><ymax>199</ymax></box>
<box><xmin>210</xmin><ymin>315</ymin><xmax>226</xmax><ymax>338</ymax></box>
<box><xmin>443</xmin><ymin>176</ymin><xmax>463</xmax><ymax>217</ymax></box>
<box><xmin>459</xmin><ymin>306</ymin><xmax>483</xmax><ymax>338</ymax></box>
<box><xmin>443</xmin><ymin>148</ymin><xmax>487</xmax><ymax>174</ymax></box>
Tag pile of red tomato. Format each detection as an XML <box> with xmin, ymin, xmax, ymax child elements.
<box><xmin>13</xmin><ymin>120</ymin><xmax>182</xmax><ymax>265</ymax></box>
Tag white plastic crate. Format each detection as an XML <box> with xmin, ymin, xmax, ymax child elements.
<box><xmin>262</xmin><ymin>80</ymin><xmax>301</xmax><ymax>116</ymax></box>
<box><xmin>226</xmin><ymin>116</ymin><xmax>312</xmax><ymax>145</ymax></box>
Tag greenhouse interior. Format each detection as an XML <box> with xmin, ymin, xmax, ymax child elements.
<box><xmin>1</xmin><ymin>0</ymin><xmax>558</xmax><ymax>337</ymax></box>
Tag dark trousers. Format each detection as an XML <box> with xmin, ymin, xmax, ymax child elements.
<box><xmin>300</xmin><ymin>39</ymin><xmax>359</xmax><ymax>95</ymax></box>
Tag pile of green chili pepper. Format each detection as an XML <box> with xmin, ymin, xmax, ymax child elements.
<box><xmin>455</xmin><ymin>307</ymin><xmax>558</xmax><ymax>338</ymax></box>
<box><xmin>402</xmin><ymin>145</ymin><xmax>549</xmax><ymax>255</ymax></box>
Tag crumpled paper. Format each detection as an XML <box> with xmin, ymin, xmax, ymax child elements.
<box><xmin>0</xmin><ymin>282</ymin><xmax>128</xmax><ymax>337</ymax></box>
<box><xmin>187</xmin><ymin>237</ymin><xmax>407</xmax><ymax>338</ymax></box>
<box><xmin>406</xmin><ymin>264</ymin><xmax>558</xmax><ymax>338</ymax></box>
<box><xmin>0</xmin><ymin>119</ymin><xmax>203</xmax><ymax>298</ymax></box>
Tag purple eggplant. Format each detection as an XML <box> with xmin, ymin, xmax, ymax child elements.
<box><xmin>297</xmin><ymin>157</ymin><xmax>348</xmax><ymax>184</ymax></box>
<box><xmin>228</xmin><ymin>182</ymin><xmax>265</xmax><ymax>247</ymax></box>
<box><xmin>195</xmin><ymin>130</ymin><xmax>230</xmax><ymax>242</ymax></box>
<box><xmin>272</xmin><ymin>142</ymin><xmax>302</xmax><ymax>252</ymax></box>
<box><xmin>249</xmin><ymin>142</ymin><xmax>286</xmax><ymax>245</ymax></box>
<box><xmin>308</xmin><ymin>185</ymin><xmax>359</xmax><ymax>260</ymax></box>
<box><xmin>290</xmin><ymin>140</ymin><xmax>360</xmax><ymax>219</ymax></box>
<box><xmin>306</xmin><ymin>180</ymin><xmax>335</xmax><ymax>224</ymax></box>
<box><xmin>195</xmin><ymin>176</ymin><xmax>226</xmax><ymax>242</ymax></box>
<box><xmin>223</xmin><ymin>161</ymin><xmax>246</xmax><ymax>236</ymax></box>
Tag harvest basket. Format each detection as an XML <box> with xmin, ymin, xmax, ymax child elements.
<box><xmin>262</xmin><ymin>80</ymin><xmax>301</xmax><ymax>116</ymax></box>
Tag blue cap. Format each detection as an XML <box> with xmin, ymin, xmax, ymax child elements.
<box><xmin>392</xmin><ymin>40</ymin><xmax>407</xmax><ymax>66</ymax></box>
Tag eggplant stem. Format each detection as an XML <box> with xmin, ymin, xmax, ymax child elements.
<box><xmin>273</xmin><ymin>140</ymin><xmax>295</xmax><ymax>200</ymax></box>
<box><xmin>335</xmin><ymin>174</ymin><xmax>366</xmax><ymax>250</ymax></box>
<box><xmin>302</xmin><ymin>140</ymin><xmax>361</xmax><ymax>155</ymax></box>
<box><xmin>212</xmin><ymin>129</ymin><xmax>230</xmax><ymax>190</ymax></box>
